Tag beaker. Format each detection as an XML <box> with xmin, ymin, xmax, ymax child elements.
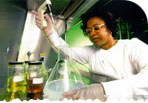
<box><xmin>27</xmin><ymin>61</ymin><xmax>43</xmax><ymax>99</ymax></box>
<box><xmin>43</xmin><ymin>59</ymin><xmax>85</xmax><ymax>101</ymax></box>
<box><xmin>7</xmin><ymin>61</ymin><xmax>25</xmax><ymax>100</ymax></box>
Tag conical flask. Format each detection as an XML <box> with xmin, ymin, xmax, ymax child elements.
<box><xmin>43</xmin><ymin>58</ymin><xmax>85</xmax><ymax>101</ymax></box>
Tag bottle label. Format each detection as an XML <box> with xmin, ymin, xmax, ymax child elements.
<box><xmin>13</xmin><ymin>76</ymin><xmax>24</xmax><ymax>82</ymax></box>
<box><xmin>30</xmin><ymin>72</ymin><xmax>37</xmax><ymax>78</ymax></box>
<box><xmin>33</xmin><ymin>78</ymin><xmax>43</xmax><ymax>84</ymax></box>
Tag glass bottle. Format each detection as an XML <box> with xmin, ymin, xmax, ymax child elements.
<box><xmin>27</xmin><ymin>61</ymin><xmax>43</xmax><ymax>100</ymax></box>
<box><xmin>38</xmin><ymin>54</ymin><xmax>48</xmax><ymax>87</ymax></box>
<box><xmin>7</xmin><ymin>61</ymin><xmax>25</xmax><ymax>100</ymax></box>
<box><xmin>24</xmin><ymin>61</ymin><xmax>30</xmax><ymax>86</ymax></box>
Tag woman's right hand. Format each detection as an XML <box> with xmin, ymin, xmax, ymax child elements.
<box><xmin>32</xmin><ymin>10</ymin><xmax>54</xmax><ymax>35</ymax></box>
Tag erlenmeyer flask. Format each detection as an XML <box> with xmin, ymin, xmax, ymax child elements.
<box><xmin>43</xmin><ymin>58</ymin><xmax>85</xmax><ymax>101</ymax></box>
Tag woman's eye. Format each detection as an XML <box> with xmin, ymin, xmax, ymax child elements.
<box><xmin>94</xmin><ymin>27</ymin><xmax>100</xmax><ymax>30</ymax></box>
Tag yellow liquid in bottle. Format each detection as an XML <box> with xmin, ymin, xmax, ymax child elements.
<box><xmin>9</xmin><ymin>76</ymin><xmax>24</xmax><ymax>92</ymax></box>
<box><xmin>7</xmin><ymin>76</ymin><xmax>25</xmax><ymax>100</ymax></box>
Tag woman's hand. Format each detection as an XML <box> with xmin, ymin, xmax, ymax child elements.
<box><xmin>62</xmin><ymin>84</ymin><xmax>106</xmax><ymax>101</ymax></box>
<box><xmin>32</xmin><ymin>10</ymin><xmax>54</xmax><ymax>35</ymax></box>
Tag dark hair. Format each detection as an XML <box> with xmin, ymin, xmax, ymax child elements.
<box><xmin>81</xmin><ymin>8</ymin><xmax>117</xmax><ymax>37</ymax></box>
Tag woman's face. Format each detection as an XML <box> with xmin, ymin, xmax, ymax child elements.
<box><xmin>86</xmin><ymin>16</ymin><xmax>111</xmax><ymax>48</ymax></box>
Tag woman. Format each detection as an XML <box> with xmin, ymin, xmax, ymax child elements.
<box><xmin>32</xmin><ymin>8</ymin><xmax>148</xmax><ymax>101</ymax></box>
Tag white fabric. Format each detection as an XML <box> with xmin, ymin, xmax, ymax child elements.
<box><xmin>48</xmin><ymin>32</ymin><xmax>148</xmax><ymax>100</ymax></box>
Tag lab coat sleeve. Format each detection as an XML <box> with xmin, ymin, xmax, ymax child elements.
<box><xmin>102</xmin><ymin>38</ymin><xmax>148</xmax><ymax>99</ymax></box>
<box><xmin>46</xmin><ymin>32</ymin><xmax>90</xmax><ymax>64</ymax></box>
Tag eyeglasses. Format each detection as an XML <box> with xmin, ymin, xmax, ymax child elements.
<box><xmin>85</xmin><ymin>24</ymin><xmax>105</xmax><ymax>35</ymax></box>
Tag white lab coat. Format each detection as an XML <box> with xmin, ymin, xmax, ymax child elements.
<box><xmin>47</xmin><ymin>32</ymin><xmax>148</xmax><ymax>100</ymax></box>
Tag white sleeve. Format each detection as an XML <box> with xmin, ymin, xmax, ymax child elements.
<box><xmin>102</xmin><ymin>38</ymin><xmax>148</xmax><ymax>100</ymax></box>
<box><xmin>47</xmin><ymin>32</ymin><xmax>90</xmax><ymax>64</ymax></box>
